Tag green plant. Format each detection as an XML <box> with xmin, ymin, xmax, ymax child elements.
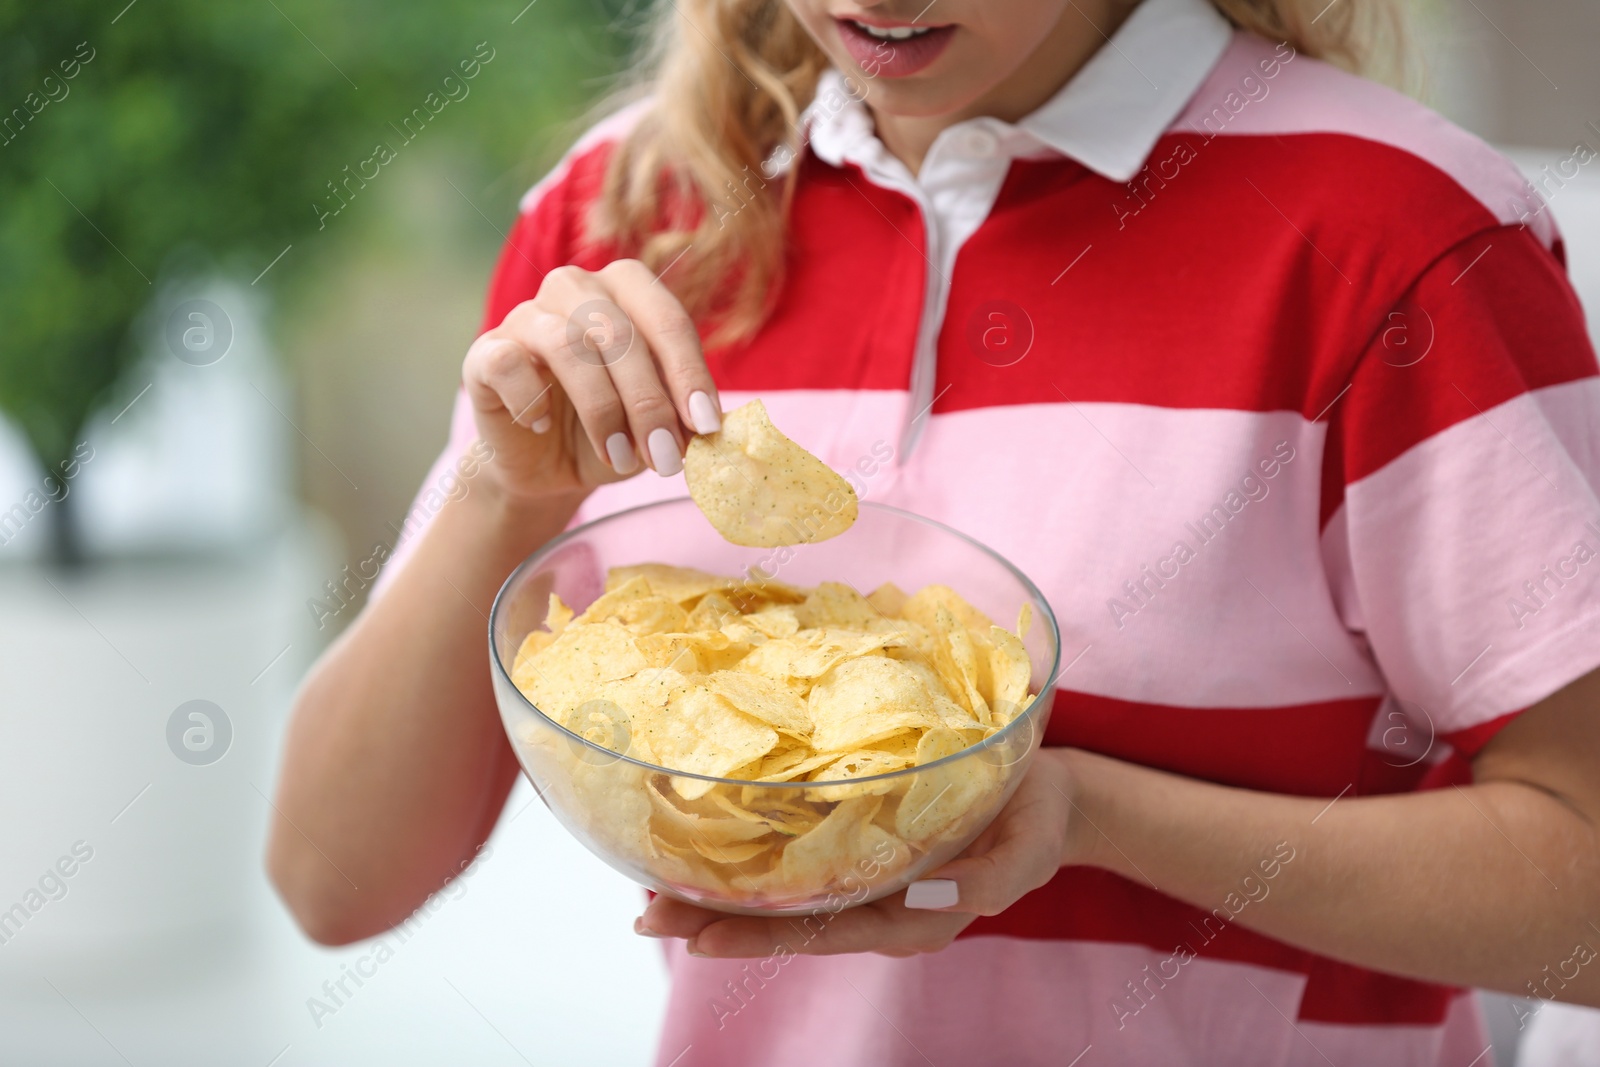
<box><xmin>0</xmin><ymin>0</ymin><xmax>628</xmax><ymax>561</ymax></box>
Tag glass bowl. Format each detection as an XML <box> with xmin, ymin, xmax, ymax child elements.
<box><xmin>489</xmin><ymin>497</ymin><xmax>1061</xmax><ymax>916</ymax></box>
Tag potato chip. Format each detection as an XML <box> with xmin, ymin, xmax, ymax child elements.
<box><xmin>754</xmin><ymin>751</ymin><xmax>839</xmax><ymax>784</ymax></box>
<box><xmin>511</xmin><ymin>630</ymin><xmax>556</xmax><ymax>680</ymax></box>
<box><xmin>987</xmin><ymin>625</ymin><xmax>1033</xmax><ymax>724</ymax></box>
<box><xmin>573</xmin><ymin>575</ymin><xmax>653</xmax><ymax>626</ymax></box>
<box><xmin>707</xmin><ymin>790</ymin><xmax>821</xmax><ymax>837</ymax></box>
<box><xmin>896</xmin><ymin>727</ymin><xmax>996</xmax><ymax>842</ymax></box>
<box><xmin>581</xmin><ymin>668</ymin><xmax>691</xmax><ymax>763</ymax></box>
<box><xmin>636</xmin><ymin>630</ymin><xmax>738</xmax><ymax>674</ymax></box>
<box><xmin>615</xmin><ymin>596</ymin><xmax>691</xmax><ymax>636</ymax></box>
<box><xmin>805</xmin><ymin>748</ymin><xmax>916</xmax><ymax>802</ymax></box>
<box><xmin>704</xmin><ymin>670</ymin><xmax>811</xmax><ymax>738</ymax></box>
<box><xmin>606</xmin><ymin>563</ymin><xmax>727</xmax><ymax>605</ymax></box>
<box><xmin>896</xmin><ymin>661</ymin><xmax>980</xmax><ymax>730</ymax></box>
<box><xmin>565</xmin><ymin>759</ymin><xmax>656</xmax><ymax>861</ymax></box>
<box><xmin>901</xmin><ymin>584</ymin><xmax>996</xmax><ymax>634</ymax></box>
<box><xmin>734</xmin><ymin>572</ymin><xmax>809</xmax><ymax>604</ymax></box>
<box><xmin>865</xmin><ymin>581</ymin><xmax>909</xmax><ymax>618</ymax></box>
<box><xmin>686</xmin><ymin>590</ymin><xmax>741</xmax><ymax>632</ymax></box>
<box><xmin>547</xmin><ymin>593</ymin><xmax>574</xmax><ymax>634</ymax></box>
<box><xmin>1016</xmin><ymin>602</ymin><xmax>1034</xmax><ymax>640</ymax></box>
<box><xmin>808</xmin><ymin>656</ymin><xmax>948</xmax><ymax>752</ymax></box>
<box><xmin>637</xmin><ymin>687</ymin><xmax>778</xmax><ymax>799</ymax></box>
<box><xmin>684</xmin><ymin>399</ymin><xmax>858</xmax><ymax>547</ymax></box>
<box><xmin>866</xmin><ymin>732</ymin><xmax>922</xmax><ymax>762</ymax></box>
<box><xmin>691</xmin><ymin>838</ymin><xmax>774</xmax><ymax>866</ymax></box>
<box><xmin>646</xmin><ymin>778</ymin><xmax>775</xmax><ymax>846</ymax></box>
<box><xmin>796</xmin><ymin>582</ymin><xmax>882</xmax><ymax>629</ymax></box>
<box><xmin>745</xmin><ymin>604</ymin><xmax>801</xmax><ymax>639</ymax></box>
<box><xmin>514</xmin><ymin>621</ymin><xmax>648</xmax><ymax>719</ymax></box>
<box><xmin>736</xmin><ymin>628</ymin><xmax>905</xmax><ymax>685</ymax></box>
<box><xmin>778</xmin><ymin>795</ymin><xmax>883</xmax><ymax>890</ymax></box>
<box><xmin>944</xmin><ymin>621</ymin><xmax>992</xmax><ymax>725</ymax></box>
<box><xmin>876</xmin><ymin>617</ymin><xmax>939</xmax><ymax>665</ymax></box>
<box><xmin>914</xmin><ymin>602</ymin><xmax>991</xmax><ymax>725</ymax></box>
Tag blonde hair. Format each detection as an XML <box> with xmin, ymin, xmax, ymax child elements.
<box><xmin>590</xmin><ymin>0</ymin><xmax>1409</xmax><ymax>344</ymax></box>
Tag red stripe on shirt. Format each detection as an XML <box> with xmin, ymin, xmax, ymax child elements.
<box><xmin>1045</xmin><ymin>688</ymin><xmax>1382</xmax><ymax>797</ymax></box>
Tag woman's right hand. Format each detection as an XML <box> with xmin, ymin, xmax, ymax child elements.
<box><xmin>460</xmin><ymin>258</ymin><xmax>724</xmax><ymax>503</ymax></box>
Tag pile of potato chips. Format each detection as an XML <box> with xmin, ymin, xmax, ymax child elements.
<box><xmin>507</xmin><ymin>564</ymin><xmax>1038</xmax><ymax>907</ymax></box>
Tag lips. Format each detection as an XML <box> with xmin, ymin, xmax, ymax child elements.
<box><xmin>835</xmin><ymin>18</ymin><xmax>956</xmax><ymax>78</ymax></box>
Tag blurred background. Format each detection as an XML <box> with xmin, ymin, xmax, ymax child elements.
<box><xmin>1</xmin><ymin>0</ymin><xmax>1597</xmax><ymax>1064</ymax></box>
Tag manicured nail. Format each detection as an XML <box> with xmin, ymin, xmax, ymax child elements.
<box><xmin>688</xmin><ymin>391</ymin><xmax>722</xmax><ymax>435</ymax></box>
<box><xmin>530</xmin><ymin>414</ymin><xmax>552</xmax><ymax>434</ymax></box>
<box><xmin>633</xmin><ymin>917</ymin><xmax>669</xmax><ymax>939</ymax></box>
<box><xmin>606</xmin><ymin>432</ymin><xmax>637</xmax><ymax>474</ymax></box>
<box><xmin>904</xmin><ymin>879</ymin><xmax>959</xmax><ymax>910</ymax></box>
<box><xmin>648</xmin><ymin>427</ymin><xmax>682</xmax><ymax>477</ymax></box>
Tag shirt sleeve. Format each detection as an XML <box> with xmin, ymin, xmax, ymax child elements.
<box><xmin>1319</xmin><ymin>223</ymin><xmax>1600</xmax><ymax>756</ymax></box>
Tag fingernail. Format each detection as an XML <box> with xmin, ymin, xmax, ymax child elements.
<box><xmin>606</xmin><ymin>432</ymin><xmax>637</xmax><ymax>474</ymax></box>
<box><xmin>904</xmin><ymin>879</ymin><xmax>959</xmax><ymax>910</ymax></box>
<box><xmin>530</xmin><ymin>414</ymin><xmax>552</xmax><ymax>434</ymax></box>
<box><xmin>634</xmin><ymin>917</ymin><xmax>669</xmax><ymax>939</ymax></box>
<box><xmin>685</xmin><ymin>938</ymin><xmax>709</xmax><ymax>958</ymax></box>
<box><xmin>647</xmin><ymin>427</ymin><xmax>682</xmax><ymax>477</ymax></box>
<box><xmin>688</xmin><ymin>391</ymin><xmax>722</xmax><ymax>435</ymax></box>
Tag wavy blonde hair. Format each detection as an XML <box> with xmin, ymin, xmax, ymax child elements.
<box><xmin>590</xmin><ymin>0</ymin><xmax>1408</xmax><ymax>345</ymax></box>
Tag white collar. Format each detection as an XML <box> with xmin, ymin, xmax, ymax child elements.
<box><xmin>803</xmin><ymin>0</ymin><xmax>1234</xmax><ymax>183</ymax></box>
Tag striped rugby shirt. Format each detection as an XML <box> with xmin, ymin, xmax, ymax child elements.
<box><xmin>383</xmin><ymin>0</ymin><xmax>1600</xmax><ymax>1061</ymax></box>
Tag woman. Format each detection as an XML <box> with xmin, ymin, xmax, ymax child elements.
<box><xmin>269</xmin><ymin>0</ymin><xmax>1600</xmax><ymax>1062</ymax></box>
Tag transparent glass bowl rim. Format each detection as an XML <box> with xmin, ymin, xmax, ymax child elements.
<box><xmin>488</xmin><ymin>496</ymin><xmax>1063</xmax><ymax>789</ymax></box>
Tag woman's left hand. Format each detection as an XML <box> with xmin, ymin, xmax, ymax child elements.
<box><xmin>635</xmin><ymin>751</ymin><xmax>1082</xmax><ymax>958</ymax></box>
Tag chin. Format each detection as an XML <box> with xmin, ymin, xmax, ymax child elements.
<box><xmin>847</xmin><ymin>77</ymin><xmax>979</xmax><ymax>121</ymax></box>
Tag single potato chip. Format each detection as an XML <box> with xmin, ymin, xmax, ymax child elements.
<box><xmin>796</xmin><ymin>582</ymin><xmax>882</xmax><ymax>629</ymax></box>
<box><xmin>805</xmin><ymin>747</ymin><xmax>917</xmax><ymax>802</ymax></box>
<box><xmin>912</xmin><ymin>602</ymin><xmax>990</xmax><ymax>725</ymax></box>
<box><xmin>737</xmin><ymin>629</ymin><xmax>906</xmax><ymax>685</ymax></box>
<box><xmin>807</xmin><ymin>656</ymin><xmax>948</xmax><ymax>752</ymax></box>
<box><xmin>896</xmin><ymin>727</ymin><xmax>996</xmax><ymax>842</ymax></box>
<box><xmin>987</xmin><ymin>625</ymin><xmax>1034</xmax><ymax>724</ymax></box>
<box><xmin>754</xmin><ymin>750</ymin><xmax>840</xmax><ymax>783</ymax></box>
<box><xmin>581</xmin><ymin>668</ymin><xmax>692</xmax><ymax>764</ymax></box>
<box><xmin>901</xmin><ymin>584</ymin><xmax>997</xmax><ymax>635</ymax></box>
<box><xmin>510</xmin><ymin>630</ymin><xmax>556</xmax><ymax>680</ymax></box>
<box><xmin>615</xmin><ymin>596</ymin><xmax>691</xmax><ymax>636</ymax></box>
<box><xmin>745</xmin><ymin>604</ymin><xmax>802</xmax><ymax>639</ymax></box>
<box><xmin>606</xmin><ymin>564</ymin><xmax>727</xmax><ymax>605</ymax></box>
<box><xmin>944</xmin><ymin>620</ymin><xmax>992</xmax><ymax>726</ymax></box>
<box><xmin>684</xmin><ymin>399</ymin><xmax>858</xmax><ymax>547</ymax></box>
<box><xmin>691</xmin><ymin>837</ymin><xmax>774</xmax><ymax>866</ymax></box>
<box><xmin>778</xmin><ymin>795</ymin><xmax>883</xmax><ymax>890</ymax></box>
<box><xmin>865</xmin><ymin>581</ymin><xmax>909</xmax><ymax>618</ymax></box>
<box><xmin>686</xmin><ymin>590</ymin><xmax>741</xmax><ymax>632</ymax></box>
<box><xmin>514</xmin><ymin>621</ymin><xmax>649</xmax><ymax>719</ymax></box>
<box><xmin>636</xmin><ymin>630</ymin><xmax>737</xmax><ymax>674</ymax></box>
<box><xmin>646</xmin><ymin>778</ymin><xmax>775</xmax><ymax>846</ymax></box>
<box><xmin>638</xmin><ymin>686</ymin><xmax>779</xmax><ymax>800</ymax></box>
<box><xmin>573</xmin><ymin>575</ymin><xmax>654</xmax><ymax>626</ymax></box>
<box><xmin>547</xmin><ymin>593</ymin><xmax>574</xmax><ymax>634</ymax></box>
<box><xmin>704</xmin><ymin>670</ymin><xmax>812</xmax><ymax>739</ymax></box>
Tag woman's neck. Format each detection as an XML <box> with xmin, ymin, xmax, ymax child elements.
<box><xmin>871</xmin><ymin>0</ymin><xmax>1137</xmax><ymax>175</ymax></box>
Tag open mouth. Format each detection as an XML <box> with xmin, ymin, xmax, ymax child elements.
<box><xmin>834</xmin><ymin>17</ymin><xmax>956</xmax><ymax>77</ymax></box>
<box><xmin>848</xmin><ymin>19</ymin><xmax>938</xmax><ymax>40</ymax></box>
